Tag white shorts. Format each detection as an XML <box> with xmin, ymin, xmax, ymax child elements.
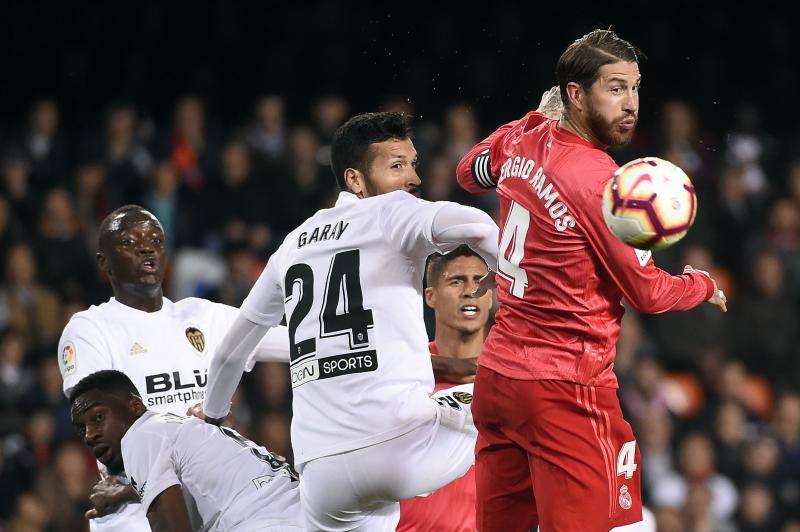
<box><xmin>299</xmin><ymin>384</ymin><xmax>477</xmax><ymax>532</ymax></box>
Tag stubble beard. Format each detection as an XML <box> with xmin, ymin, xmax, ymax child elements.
<box><xmin>587</xmin><ymin>105</ymin><xmax>636</xmax><ymax>148</ymax></box>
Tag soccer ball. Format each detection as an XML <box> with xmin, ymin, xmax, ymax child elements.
<box><xmin>602</xmin><ymin>157</ymin><xmax>697</xmax><ymax>251</ymax></box>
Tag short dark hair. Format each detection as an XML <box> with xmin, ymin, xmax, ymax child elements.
<box><xmin>98</xmin><ymin>204</ymin><xmax>161</xmax><ymax>251</ymax></box>
<box><xmin>556</xmin><ymin>29</ymin><xmax>644</xmax><ymax>110</ymax></box>
<box><xmin>425</xmin><ymin>245</ymin><xmax>486</xmax><ymax>286</ymax></box>
<box><xmin>330</xmin><ymin>112</ymin><xmax>412</xmax><ymax>190</ymax></box>
<box><xmin>69</xmin><ymin>370</ymin><xmax>141</xmax><ymax>405</ymax></box>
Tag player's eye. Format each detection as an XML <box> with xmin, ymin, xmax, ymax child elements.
<box><xmin>122</xmin><ymin>239</ymin><xmax>134</xmax><ymax>245</ymax></box>
<box><xmin>411</xmin><ymin>160</ymin><xmax>418</xmax><ymax>168</ymax></box>
<box><xmin>611</xmin><ymin>87</ymin><xmax>623</xmax><ymax>95</ymax></box>
<box><xmin>391</xmin><ymin>163</ymin><xmax>402</xmax><ymax>169</ymax></box>
<box><xmin>94</xmin><ymin>413</ymin><xmax>104</xmax><ymax>423</ymax></box>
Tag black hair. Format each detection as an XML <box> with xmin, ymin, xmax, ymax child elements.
<box><xmin>97</xmin><ymin>204</ymin><xmax>161</xmax><ymax>251</ymax></box>
<box><xmin>330</xmin><ymin>112</ymin><xmax>412</xmax><ymax>190</ymax></box>
<box><xmin>556</xmin><ymin>29</ymin><xmax>645</xmax><ymax>110</ymax></box>
<box><xmin>69</xmin><ymin>370</ymin><xmax>141</xmax><ymax>405</ymax></box>
<box><xmin>425</xmin><ymin>245</ymin><xmax>485</xmax><ymax>286</ymax></box>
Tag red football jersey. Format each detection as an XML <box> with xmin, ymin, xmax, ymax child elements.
<box><xmin>396</xmin><ymin>342</ymin><xmax>476</xmax><ymax>532</ymax></box>
<box><xmin>456</xmin><ymin>112</ymin><xmax>714</xmax><ymax>388</ymax></box>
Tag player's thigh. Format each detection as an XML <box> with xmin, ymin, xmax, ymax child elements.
<box><xmin>353</xmin><ymin>418</ymin><xmax>477</xmax><ymax>502</ymax></box>
<box><xmin>299</xmin><ymin>453</ymin><xmax>401</xmax><ymax>532</ymax></box>
<box><xmin>473</xmin><ymin>366</ymin><xmax>538</xmax><ymax>532</ymax></box>
<box><xmin>475</xmin><ymin>432</ymin><xmax>537</xmax><ymax>532</ymax></box>
<box><xmin>531</xmin><ymin>382</ymin><xmax>642</xmax><ymax>532</ymax></box>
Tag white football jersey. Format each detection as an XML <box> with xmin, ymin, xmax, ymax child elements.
<box><xmin>122</xmin><ymin>411</ymin><xmax>302</xmax><ymax>531</ymax></box>
<box><xmin>241</xmin><ymin>191</ymin><xmax>466</xmax><ymax>464</ymax></box>
<box><xmin>58</xmin><ymin>296</ymin><xmax>289</xmax><ymax>409</ymax></box>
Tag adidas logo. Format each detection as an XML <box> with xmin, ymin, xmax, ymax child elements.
<box><xmin>130</xmin><ymin>342</ymin><xmax>148</xmax><ymax>356</ymax></box>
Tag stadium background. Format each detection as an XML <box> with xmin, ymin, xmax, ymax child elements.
<box><xmin>1</xmin><ymin>2</ymin><xmax>799</xmax><ymax>531</ymax></box>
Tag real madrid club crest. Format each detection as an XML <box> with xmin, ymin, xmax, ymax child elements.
<box><xmin>618</xmin><ymin>485</ymin><xmax>632</xmax><ymax>510</ymax></box>
<box><xmin>185</xmin><ymin>327</ymin><xmax>206</xmax><ymax>354</ymax></box>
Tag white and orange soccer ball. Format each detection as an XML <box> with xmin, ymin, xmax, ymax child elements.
<box><xmin>602</xmin><ymin>157</ymin><xmax>697</xmax><ymax>251</ymax></box>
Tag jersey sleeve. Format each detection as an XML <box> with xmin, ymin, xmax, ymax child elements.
<box><xmin>121</xmin><ymin>420</ymin><xmax>180</xmax><ymax>513</ymax></box>
<box><xmin>58</xmin><ymin>315</ymin><xmax>113</xmax><ymax>397</ymax></box>
<box><xmin>240</xmin><ymin>249</ymin><xmax>286</xmax><ymax>327</ymax></box>
<box><xmin>377</xmin><ymin>191</ymin><xmax>451</xmax><ymax>257</ymax></box>
<box><xmin>577</xmin><ymin>157</ymin><xmax>715</xmax><ymax>313</ymax></box>
<box><xmin>245</xmin><ymin>325</ymin><xmax>291</xmax><ymax>370</ymax></box>
<box><xmin>456</xmin><ymin>113</ymin><xmax>537</xmax><ymax>194</ymax></box>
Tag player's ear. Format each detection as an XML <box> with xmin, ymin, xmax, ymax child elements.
<box><xmin>343</xmin><ymin>168</ymin><xmax>365</xmax><ymax>197</ymax></box>
<box><xmin>424</xmin><ymin>286</ymin><xmax>436</xmax><ymax>308</ymax></box>
<box><xmin>129</xmin><ymin>396</ymin><xmax>146</xmax><ymax>417</ymax></box>
<box><xmin>566</xmin><ymin>82</ymin><xmax>585</xmax><ymax>113</ymax></box>
<box><xmin>96</xmin><ymin>252</ymin><xmax>111</xmax><ymax>277</ymax></box>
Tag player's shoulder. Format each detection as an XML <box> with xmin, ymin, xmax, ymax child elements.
<box><xmin>61</xmin><ymin>299</ymin><xmax>115</xmax><ymax>336</ymax></box>
<box><xmin>560</xmin><ymin>146</ymin><xmax>618</xmax><ymax>193</ymax></box>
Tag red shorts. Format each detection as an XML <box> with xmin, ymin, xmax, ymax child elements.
<box><xmin>473</xmin><ymin>366</ymin><xmax>643</xmax><ymax>532</ymax></box>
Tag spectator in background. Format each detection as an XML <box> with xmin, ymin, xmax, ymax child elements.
<box><xmin>5</xmin><ymin>491</ymin><xmax>52</xmax><ymax>532</ymax></box>
<box><xmin>729</xmin><ymin>250</ymin><xmax>800</xmax><ymax>385</ymax></box>
<box><xmin>279</xmin><ymin>125</ymin><xmax>336</xmax><ymax>230</ymax></box>
<box><xmin>0</xmin><ymin>196</ymin><xmax>25</xmax><ymax>261</ymax></box>
<box><xmin>0</xmin><ymin>244</ymin><xmax>62</xmax><ymax>350</ymax></box>
<box><xmin>32</xmin><ymin>188</ymin><xmax>95</xmax><ymax>300</ymax></box>
<box><xmin>206</xmin><ymin>240</ymin><xmax>262</xmax><ymax>307</ymax></box>
<box><xmin>774</xmin><ymin>393</ymin><xmax>800</xmax><ymax>522</ymax></box>
<box><xmin>715</xmin><ymin>165</ymin><xmax>763</xmax><ymax>273</ymax></box>
<box><xmin>22</xmin><ymin>99</ymin><xmax>69</xmax><ymax>192</ymax></box>
<box><xmin>312</xmin><ymin>94</ymin><xmax>349</xmax><ymax>166</ymax></box>
<box><xmin>737</xmin><ymin>482</ymin><xmax>781</xmax><ymax>532</ymax></box>
<box><xmin>442</xmin><ymin>104</ymin><xmax>479</xmax><ymax>164</ymax></box>
<box><xmin>1</xmin><ymin>147</ymin><xmax>39</xmax><ymax>229</ymax></box>
<box><xmin>787</xmin><ymin>159</ymin><xmax>800</xmax><ymax>208</ymax></box>
<box><xmin>143</xmin><ymin>159</ymin><xmax>196</xmax><ymax>251</ymax></box>
<box><xmin>35</xmin><ymin>441</ymin><xmax>93</xmax><ymax>531</ymax></box>
<box><xmin>651</xmin><ymin>432</ymin><xmax>738</xmax><ymax>527</ymax></box>
<box><xmin>724</xmin><ymin>103</ymin><xmax>777</xmax><ymax>198</ymax></box>
<box><xmin>103</xmin><ymin>101</ymin><xmax>152</xmax><ymax>200</ymax></box>
<box><xmin>202</xmin><ymin>140</ymin><xmax>273</xmax><ymax>251</ymax></box>
<box><xmin>74</xmin><ymin>160</ymin><xmax>112</xmax><ymax>252</ymax></box>
<box><xmin>166</xmin><ymin>95</ymin><xmax>219</xmax><ymax>191</ymax></box>
<box><xmin>658</xmin><ymin>101</ymin><xmax>714</xmax><ymax>191</ymax></box>
<box><xmin>0</xmin><ymin>329</ymin><xmax>35</xmax><ymax>419</ymax></box>
<box><xmin>247</xmin><ymin>95</ymin><xmax>287</xmax><ymax>162</ymax></box>
<box><xmin>713</xmin><ymin>400</ymin><xmax>749</xmax><ymax>480</ymax></box>
<box><xmin>645</xmin><ymin>244</ymin><xmax>730</xmax><ymax>371</ymax></box>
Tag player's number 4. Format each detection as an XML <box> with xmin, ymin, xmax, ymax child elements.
<box><xmin>498</xmin><ymin>201</ymin><xmax>530</xmax><ymax>299</ymax></box>
<box><xmin>616</xmin><ymin>440</ymin><xmax>638</xmax><ymax>479</ymax></box>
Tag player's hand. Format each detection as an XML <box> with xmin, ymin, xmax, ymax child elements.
<box><xmin>186</xmin><ymin>402</ymin><xmax>225</xmax><ymax>426</ymax></box>
<box><xmin>431</xmin><ymin>356</ymin><xmax>478</xmax><ymax>384</ymax></box>
<box><xmin>85</xmin><ymin>478</ymin><xmax>139</xmax><ymax>519</ymax></box>
<box><xmin>684</xmin><ymin>265</ymin><xmax>727</xmax><ymax>313</ymax></box>
<box><xmin>536</xmin><ymin>86</ymin><xmax>564</xmax><ymax>120</ymax></box>
<box><xmin>471</xmin><ymin>271</ymin><xmax>497</xmax><ymax>298</ymax></box>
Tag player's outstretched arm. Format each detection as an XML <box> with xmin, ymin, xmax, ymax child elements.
<box><xmin>430</xmin><ymin>203</ymin><xmax>499</xmax><ymax>269</ymax></box>
<box><xmin>146</xmin><ymin>486</ymin><xmax>192</xmax><ymax>532</ymax></box>
<box><xmin>204</xmin><ymin>313</ymin><xmax>273</xmax><ymax>421</ymax></box>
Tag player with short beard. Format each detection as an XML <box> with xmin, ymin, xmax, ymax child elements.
<box><xmin>457</xmin><ymin>29</ymin><xmax>726</xmax><ymax>531</ymax></box>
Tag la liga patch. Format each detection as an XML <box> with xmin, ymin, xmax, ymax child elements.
<box><xmin>62</xmin><ymin>342</ymin><xmax>77</xmax><ymax>375</ymax></box>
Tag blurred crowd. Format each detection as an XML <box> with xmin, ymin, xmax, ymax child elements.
<box><xmin>0</xmin><ymin>93</ymin><xmax>798</xmax><ymax>531</ymax></box>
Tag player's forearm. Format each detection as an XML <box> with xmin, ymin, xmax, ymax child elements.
<box><xmin>626</xmin><ymin>270</ymin><xmax>714</xmax><ymax>314</ymax></box>
<box><xmin>431</xmin><ymin>203</ymin><xmax>499</xmax><ymax>268</ymax></box>
<box><xmin>205</xmin><ymin>314</ymin><xmax>271</xmax><ymax>418</ymax></box>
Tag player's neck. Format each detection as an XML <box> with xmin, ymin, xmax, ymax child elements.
<box><xmin>114</xmin><ymin>284</ymin><xmax>164</xmax><ymax>313</ymax></box>
<box><xmin>559</xmin><ymin>115</ymin><xmax>606</xmax><ymax>150</ymax></box>
<box><xmin>433</xmin><ymin>324</ymin><xmax>485</xmax><ymax>359</ymax></box>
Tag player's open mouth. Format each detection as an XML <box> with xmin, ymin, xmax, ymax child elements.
<box><xmin>460</xmin><ymin>305</ymin><xmax>479</xmax><ymax>317</ymax></box>
<box><xmin>141</xmin><ymin>259</ymin><xmax>158</xmax><ymax>273</ymax></box>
